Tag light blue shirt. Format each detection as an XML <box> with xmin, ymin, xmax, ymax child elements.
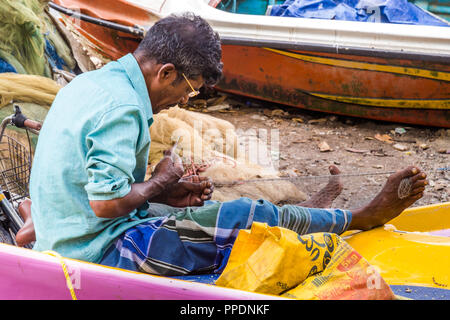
<box><xmin>30</xmin><ymin>53</ymin><xmax>155</xmax><ymax>263</ymax></box>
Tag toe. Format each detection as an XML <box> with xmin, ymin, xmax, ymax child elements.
<box><xmin>329</xmin><ymin>165</ymin><xmax>341</xmax><ymax>175</ymax></box>
<box><xmin>391</xmin><ymin>166</ymin><xmax>421</xmax><ymax>182</ymax></box>
<box><xmin>411</xmin><ymin>178</ymin><xmax>428</xmax><ymax>189</ymax></box>
<box><xmin>411</xmin><ymin>186</ymin><xmax>426</xmax><ymax>195</ymax></box>
<box><xmin>401</xmin><ymin>194</ymin><xmax>422</xmax><ymax>209</ymax></box>
<box><xmin>413</xmin><ymin>192</ymin><xmax>424</xmax><ymax>200</ymax></box>
<box><xmin>410</xmin><ymin>171</ymin><xmax>427</xmax><ymax>182</ymax></box>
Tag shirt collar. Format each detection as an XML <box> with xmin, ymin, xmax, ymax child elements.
<box><xmin>117</xmin><ymin>53</ymin><xmax>153</xmax><ymax>123</ymax></box>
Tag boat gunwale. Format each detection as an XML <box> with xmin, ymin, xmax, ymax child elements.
<box><xmin>220</xmin><ymin>36</ymin><xmax>450</xmax><ymax>64</ymax></box>
<box><xmin>52</xmin><ymin>0</ymin><xmax>450</xmax><ymax>63</ymax></box>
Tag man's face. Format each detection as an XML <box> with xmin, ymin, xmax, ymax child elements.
<box><xmin>151</xmin><ymin>65</ymin><xmax>204</xmax><ymax>113</ymax></box>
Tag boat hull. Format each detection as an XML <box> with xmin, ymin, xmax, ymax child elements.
<box><xmin>0</xmin><ymin>202</ymin><xmax>448</xmax><ymax>299</ymax></box>
<box><xmin>345</xmin><ymin>203</ymin><xmax>450</xmax><ymax>292</ymax></box>
<box><xmin>0</xmin><ymin>243</ymin><xmax>280</xmax><ymax>300</ymax></box>
<box><xmin>50</xmin><ymin>0</ymin><xmax>450</xmax><ymax>127</ymax></box>
<box><xmin>218</xmin><ymin>45</ymin><xmax>450</xmax><ymax>127</ymax></box>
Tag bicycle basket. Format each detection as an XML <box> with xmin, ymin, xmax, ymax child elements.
<box><xmin>0</xmin><ymin>134</ymin><xmax>32</xmax><ymax>207</ymax></box>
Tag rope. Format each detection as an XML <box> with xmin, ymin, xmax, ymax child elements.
<box><xmin>42</xmin><ymin>250</ymin><xmax>77</xmax><ymax>300</ymax></box>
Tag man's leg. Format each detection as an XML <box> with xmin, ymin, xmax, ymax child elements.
<box><xmin>100</xmin><ymin>198</ymin><xmax>351</xmax><ymax>276</ymax></box>
<box><xmin>298</xmin><ymin>165</ymin><xmax>343</xmax><ymax>208</ymax></box>
<box><xmin>99</xmin><ymin>166</ymin><xmax>427</xmax><ymax>276</ymax></box>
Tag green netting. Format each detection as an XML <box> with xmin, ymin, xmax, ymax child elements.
<box><xmin>42</xmin><ymin>11</ymin><xmax>76</xmax><ymax>71</ymax></box>
<box><xmin>0</xmin><ymin>0</ymin><xmax>75</xmax><ymax>76</ymax></box>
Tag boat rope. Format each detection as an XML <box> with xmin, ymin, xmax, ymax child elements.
<box><xmin>213</xmin><ymin>166</ymin><xmax>450</xmax><ymax>187</ymax></box>
<box><xmin>42</xmin><ymin>250</ymin><xmax>77</xmax><ymax>300</ymax></box>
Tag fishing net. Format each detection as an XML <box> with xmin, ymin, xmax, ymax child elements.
<box><xmin>42</xmin><ymin>10</ymin><xmax>76</xmax><ymax>71</ymax></box>
<box><xmin>0</xmin><ymin>0</ymin><xmax>75</xmax><ymax>77</ymax></box>
<box><xmin>0</xmin><ymin>72</ymin><xmax>56</xmax><ymax>155</ymax></box>
<box><xmin>0</xmin><ymin>72</ymin><xmax>61</xmax><ymax>108</ymax></box>
<box><xmin>149</xmin><ymin>106</ymin><xmax>307</xmax><ymax>204</ymax></box>
<box><xmin>149</xmin><ymin>106</ymin><xmax>238</xmax><ymax>163</ymax></box>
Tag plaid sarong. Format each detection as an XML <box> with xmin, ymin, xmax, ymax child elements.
<box><xmin>99</xmin><ymin>198</ymin><xmax>352</xmax><ymax>276</ymax></box>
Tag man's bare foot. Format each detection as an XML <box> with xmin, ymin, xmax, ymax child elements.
<box><xmin>298</xmin><ymin>165</ymin><xmax>343</xmax><ymax>208</ymax></box>
<box><xmin>349</xmin><ymin>166</ymin><xmax>428</xmax><ymax>231</ymax></box>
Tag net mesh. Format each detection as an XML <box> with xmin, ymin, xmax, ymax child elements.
<box><xmin>0</xmin><ymin>0</ymin><xmax>75</xmax><ymax>76</ymax></box>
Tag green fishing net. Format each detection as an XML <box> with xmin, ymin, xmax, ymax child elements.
<box><xmin>0</xmin><ymin>0</ymin><xmax>75</xmax><ymax>76</ymax></box>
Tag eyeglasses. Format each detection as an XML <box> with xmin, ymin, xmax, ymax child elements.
<box><xmin>182</xmin><ymin>73</ymin><xmax>200</xmax><ymax>98</ymax></box>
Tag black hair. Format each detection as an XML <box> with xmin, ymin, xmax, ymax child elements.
<box><xmin>135</xmin><ymin>12</ymin><xmax>223</xmax><ymax>86</ymax></box>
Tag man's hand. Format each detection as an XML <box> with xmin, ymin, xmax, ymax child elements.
<box><xmin>151</xmin><ymin>144</ymin><xmax>185</xmax><ymax>188</ymax></box>
<box><xmin>89</xmin><ymin>145</ymin><xmax>185</xmax><ymax>219</ymax></box>
<box><xmin>154</xmin><ymin>175</ymin><xmax>214</xmax><ymax>207</ymax></box>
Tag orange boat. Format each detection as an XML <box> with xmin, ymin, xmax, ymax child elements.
<box><xmin>48</xmin><ymin>0</ymin><xmax>450</xmax><ymax>128</ymax></box>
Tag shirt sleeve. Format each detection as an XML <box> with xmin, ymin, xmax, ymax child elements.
<box><xmin>84</xmin><ymin>105</ymin><xmax>142</xmax><ymax>201</ymax></box>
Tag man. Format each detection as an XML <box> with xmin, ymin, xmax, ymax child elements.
<box><xmin>29</xmin><ymin>13</ymin><xmax>428</xmax><ymax>276</ymax></box>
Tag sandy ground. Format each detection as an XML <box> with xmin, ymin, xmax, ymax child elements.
<box><xmin>187</xmin><ymin>92</ymin><xmax>449</xmax><ymax>210</ymax></box>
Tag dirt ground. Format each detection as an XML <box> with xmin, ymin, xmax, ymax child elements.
<box><xmin>187</xmin><ymin>92</ymin><xmax>450</xmax><ymax>210</ymax></box>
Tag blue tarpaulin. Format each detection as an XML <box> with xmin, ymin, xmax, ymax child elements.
<box><xmin>270</xmin><ymin>0</ymin><xmax>450</xmax><ymax>26</ymax></box>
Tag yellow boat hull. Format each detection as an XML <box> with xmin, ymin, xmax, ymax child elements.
<box><xmin>344</xmin><ymin>202</ymin><xmax>450</xmax><ymax>295</ymax></box>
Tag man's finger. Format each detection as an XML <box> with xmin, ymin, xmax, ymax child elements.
<box><xmin>192</xmin><ymin>196</ymin><xmax>204</xmax><ymax>206</ymax></box>
<box><xmin>200</xmin><ymin>177</ymin><xmax>213</xmax><ymax>186</ymax></box>
<box><xmin>179</xmin><ymin>181</ymin><xmax>206</xmax><ymax>193</ymax></box>
<box><xmin>201</xmin><ymin>193</ymin><xmax>212</xmax><ymax>201</ymax></box>
<box><xmin>190</xmin><ymin>175</ymin><xmax>201</xmax><ymax>183</ymax></box>
<box><xmin>181</xmin><ymin>175</ymin><xmax>212</xmax><ymax>183</ymax></box>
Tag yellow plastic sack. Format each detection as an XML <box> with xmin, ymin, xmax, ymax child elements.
<box><xmin>216</xmin><ymin>222</ymin><xmax>395</xmax><ymax>300</ymax></box>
